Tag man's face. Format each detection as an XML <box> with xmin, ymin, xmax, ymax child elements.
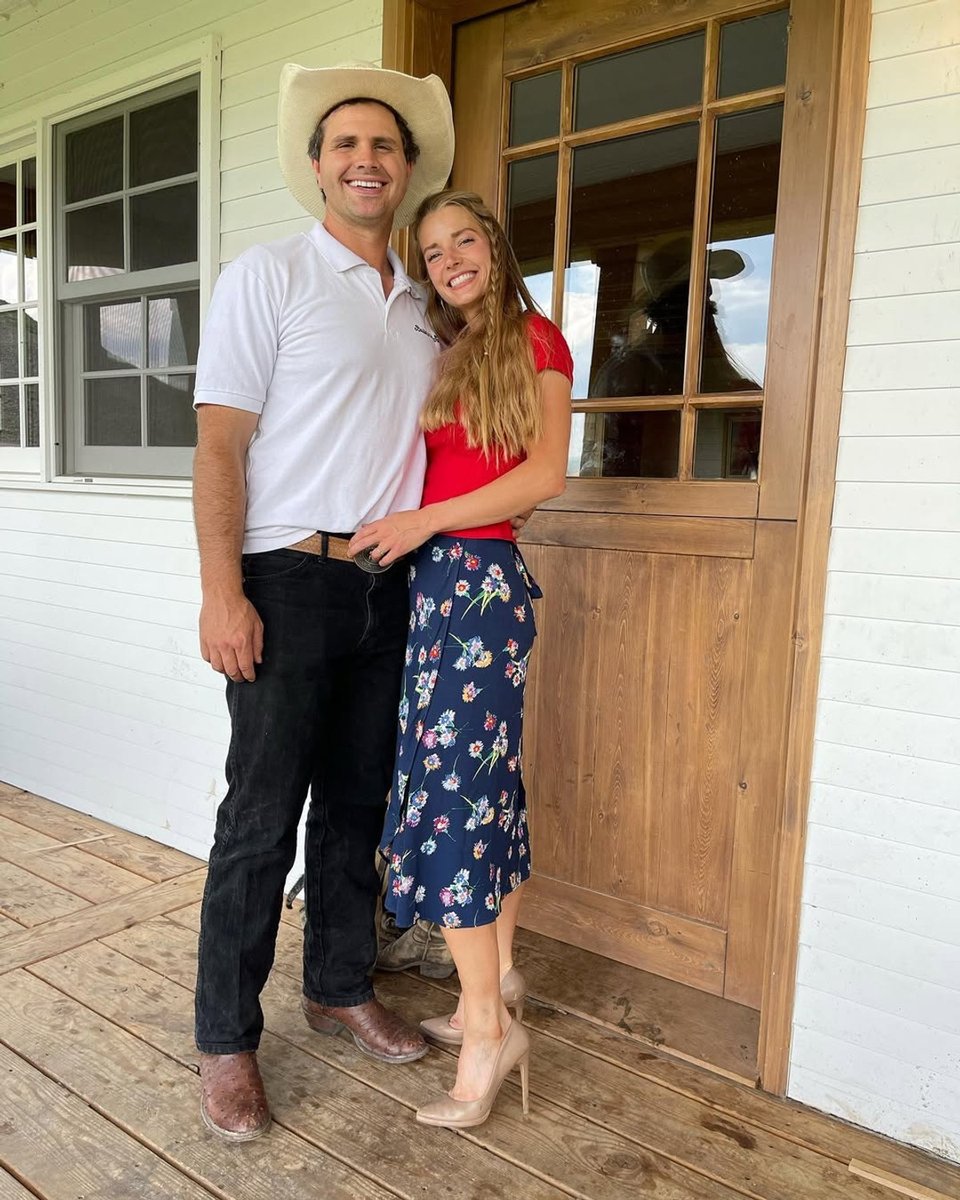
<box><xmin>311</xmin><ymin>102</ymin><xmax>414</xmax><ymax>233</ymax></box>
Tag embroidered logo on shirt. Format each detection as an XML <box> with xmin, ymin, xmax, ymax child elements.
<box><xmin>414</xmin><ymin>323</ymin><xmax>440</xmax><ymax>344</ymax></box>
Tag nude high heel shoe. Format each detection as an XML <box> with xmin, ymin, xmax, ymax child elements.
<box><xmin>415</xmin><ymin>1019</ymin><xmax>531</xmax><ymax>1128</ymax></box>
<box><xmin>419</xmin><ymin>966</ymin><xmax>526</xmax><ymax>1047</ymax></box>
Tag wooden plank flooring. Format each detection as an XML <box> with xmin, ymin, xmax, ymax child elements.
<box><xmin>1</xmin><ymin>787</ymin><xmax>960</xmax><ymax>1200</ymax></box>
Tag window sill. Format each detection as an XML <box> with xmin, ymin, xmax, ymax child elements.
<box><xmin>0</xmin><ymin>474</ymin><xmax>193</xmax><ymax>499</ymax></box>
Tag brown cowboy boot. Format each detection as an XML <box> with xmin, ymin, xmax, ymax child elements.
<box><xmin>376</xmin><ymin>917</ymin><xmax>456</xmax><ymax>979</ymax></box>
<box><xmin>302</xmin><ymin>995</ymin><xmax>428</xmax><ymax>1063</ymax></box>
<box><xmin>199</xmin><ymin>1051</ymin><xmax>271</xmax><ymax>1141</ymax></box>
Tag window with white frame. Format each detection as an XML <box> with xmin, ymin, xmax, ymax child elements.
<box><xmin>0</xmin><ymin>155</ymin><xmax>40</xmax><ymax>455</ymax></box>
<box><xmin>56</xmin><ymin>77</ymin><xmax>200</xmax><ymax>477</ymax></box>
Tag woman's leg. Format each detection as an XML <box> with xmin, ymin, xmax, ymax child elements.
<box><xmin>445</xmin><ymin>882</ymin><xmax>526</xmax><ymax>1030</ymax></box>
<box><xmin>442</xmin><ymin>924</ymin><xmax>510</xmax><ymax>1099</ymax></box>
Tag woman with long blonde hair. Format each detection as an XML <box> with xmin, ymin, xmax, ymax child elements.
<box><xmin>350</xmin><ymin>190</ymin><xmax>572</xmax><ymax>1128</ymax></box>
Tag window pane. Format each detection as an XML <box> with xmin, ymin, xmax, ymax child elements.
<box><xmin>0</xmin><ymin>309</ymin><xmax>18</xmax><ymax>379</ymax></box>
<box><xmin>22</xmin><ymin>157</ymin><xmax>37</xmax><ymax>225</ymax></box>
<box><xmin>66</xmin><ymin>117</ymin><xmax>123</xmax><ymax>203</ymax></box>
<box><xmin>24</xmin><ymin>308</ymin><xmax>39</xmax><ymax>377</ymax></box>
<box><xmin>147</xmin><ymin>373</ymin><xmax>196</xmax><ymax>446</ymax></box>
<box><xmin>130</xmin><ymin>90</ymin><xmax>199</xmax><ymax>187</ymax></box>
<box><xmin>130</xmin><ymin>182</ymin><xmax>197</xmax><ymax>270</ymax></box>
<box><xmin>85</xmin><ymin>377</ymin><xmax>141</xmax><ymax>445</ymax></box>
<box><xmin>0</xmin><ymin>384</ymin><xmax>20</xmax><ymax>445</ymax></box>
<box><xmin>84</xmin><ymin>300</ymin><xmax>142</xmax><ymax>371</ymax></box>
<box><xmin>700</xmin><ymin>105</ymin><xmax>783</xmax><ymax>393</ymax></box>
<box><xmin>693</xmin><ymin>407</ymin><xmax>761</xmax><ymax>478</ymax></box>
<box><xmin>574</xmin><ymin>33</ymin><xmax>704</xmax><ymax>132</ymax></box>
<box><xmin>23</xmin><ymin>229</ymin><xmax>37</xmax><ymax>302</ymax></box>
<box><xmin>505</xmin><ymin>154</ymin><xmax>557</xmax><ymax>318</ymax></box>
<box><xmin>566</xmin><ymin>123</ymin><xmax>699</xmax><ymax>400</ymax></box>
<box><xmin>66</xmin><ymin>200</ymin><xmax>124</xmax><ymax>282</ymax></box>
<box><xmin>509</xmin><ymin>72</ymin><xmax>562</xmax><ymax>146</ymax></box>
<box><xmin>24</xmin><ymin>383</ymin><xmax>39</xmax><ymax>446</ymax></box>
<box><xmin>149</xmin><ymin>291</ymin><xmax>200</xmax><ymax>367</ymax></box>
<box><xmin>719</xmin><ymin>10</ymin><xmax>790</xmax><ymax>99</ymax></box>
<box><xmin>0</xmin><ymin>234</ymin><xmax>17</xmax><ymax>304</ymax></box>
<box><xmin>568</xmin><ymin>409</ymin><xmax>681</xmax><ymax>477</ymax></box>
<box><xmin>0</xmin><ymin>163</ymin><xmax>15</xmax><ymax>230</ymax></box>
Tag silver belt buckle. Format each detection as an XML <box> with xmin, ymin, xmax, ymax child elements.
<box><xmin>353</xmin><ymin>546</ymin><xmax>391</xmax><ymax>574</ymax></box>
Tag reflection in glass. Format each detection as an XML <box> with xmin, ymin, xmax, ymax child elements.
<box><xmin>23</xmin><ymin>158</ymin><xmax>37</xmax><ymax>224</ymax></box>
<box><xmin>505</xmin><ymin>154</ymin><xmax>557</xmax><ymax>316</ymax></box>
<box><xmin>0</xmin><ymin>309</ymin><xmax>18</xmax><ymax>379</ymax></box>
<box><xmin>130</xmin><ymin>90</ymin><xmax>198</xmax><ymax>186</ymax></box>
<box><xmin>65</xmin><ymin>118</ymin><xmax>123</xmax><ymax>203</ymax></box>
<box><xmin>693</xmin><ymin>407</ymin><xmax>761</xmax><ymax>478</ymax></box>
<box><xmin>131</xmin><ymin>183</ymin><xmax>198</xmax><ymax>270</ymax></box>
<box><xmin>509</xmin><ymin>72</ymin><xmax>562</xmax><ymax>146</ymax></box>
<box><xmin>0</xmin><ymin>385</ymin><xmax>20</xmax><ymax>446</ymax></box>
<box><xmin>25</xmin><ymin>383</ymin><xmax>39</xmax><ymax>446</ymax></box>
<box><xmin>85</xmin><ymin>377</ymin><xmax>141</xmax><ymax>445</ymax></box>
<box><xmin>147</xmin><ymin>374</ymin><xmax>197</xmax><ymax>446</ymax></box>
<box><xmin>719</xmin><ymin>10</ymin><xmax>790</xmax><ymax>99</ymax></box>
<box><xmin>148</xmin><ymin>291</ymin><xmax>200</xmax><ymax>367</ymax></box>
<box><xmin>0</xmin><ymin>163</ymin><xmax>15</xmax><ymax>229</ymax></box>
<box><xmin>574</xmin><ymin>33</ymin><xmax>704</xmax><ymax>132</ymax></box>
<box><xmin>565</xmin><ymin>124</ymin><xmax>699</xmax><ymax>400</ymax></box>
<box><xmin>84</xmin><ymin>301</ymin><xmax>142</xmax><ymax>371</ymax></box>
<box><xmin>66</xmin><ymin>201</ymin><xmax>124</xmax><ymax>281</ymax></box>
<box><xmin>23</xmin><ymin>229</ymin><xmax>37</xmax><ymax>302</ymax></box>
<box><xmin>700</xmin><ymin>105</ymin><xmax>782</xmax><ymax>393</ymax></box>
<box><xmin>568</xmin><ymin>409</ymin><xmax>681</xmax><ymax>477</ymax></box>
<box><xmin>0</xmin><ymin>234</ymin><xmax>17</xmax><ymax>305</ymax></box>
<box><xmin>24</xmin><ymin>309</ymin><xmax>39</xmax><ymax>376</ymax></box>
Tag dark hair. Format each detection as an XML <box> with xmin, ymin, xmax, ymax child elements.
<box><xmin>307</xmin><ymin>97</ymin><xmax>420</xmax><ymax>165</ymax></box>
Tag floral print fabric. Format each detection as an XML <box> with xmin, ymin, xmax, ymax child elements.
<box><xmin>380</xmin><ymin>535</ymin><xmax>540</xmax><ymax>928</ymax></box>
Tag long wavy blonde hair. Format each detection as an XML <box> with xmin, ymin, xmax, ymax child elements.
<box><xmin>412</xmin><ymin>190</ymin><xmax>542</xmax><ymax>459</ymax></box>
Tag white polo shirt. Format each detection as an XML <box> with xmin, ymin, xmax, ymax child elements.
<box><xmin>194</xmin><ymin>221</ymin><xmax>439</xmax><ymax>554</ymax></box>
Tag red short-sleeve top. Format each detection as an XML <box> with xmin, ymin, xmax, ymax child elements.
<box><xmin>420</xmin><ymin>313</ymin><xmax>574</xmax><ymax>540</ymax></box>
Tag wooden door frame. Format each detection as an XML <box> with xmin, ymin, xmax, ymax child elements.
<box><xmin>382</xmin><ymin>0</ymin><xmax>871</xmax><ymax>1096</ymax></box>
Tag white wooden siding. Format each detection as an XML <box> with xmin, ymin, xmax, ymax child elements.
<box><xmin>790</xmin><ymin>0</ymin><xmax>960</xmax><ymax>1163</ymax></box>
<box><xmin>0</xmin><ymin>0</ymin><xmax>381</xmax><ymax>858</ymax></box>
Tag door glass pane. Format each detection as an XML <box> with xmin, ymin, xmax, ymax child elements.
<box><xmin>693</xmin><ymin>407</ymin><xmax>761</xmax><ymax>478</ymax></box>
<box><xmin>566</xmin><ymin>123</ymin><xmax>699</xmax><ymax>400</ymax></box>
<box><xmin>23</xmin><ymin>157</ymin><xmax>37</xmax><ymax>224</ymax></box>
<box><xmin>569</xmin><ymin>409</ymin><xmax>681</xmax><ymax>477</ymax></box>
<box><xmin>85</xmin><ymin>377</ymin><xmax>141</xmax><ymax>445</ymax></box>
<box><xmin>24</xmin><ymin>309</ymin><xmax>39</xmax><ymax>376</ymax></box>
<box><xmin>700</xmin><ymin>105</ymin><xmax>782</xmax><ymax>393</ymax></box>
<box><xmin>147</xmin><ymin>374</ymin><xmax>196</xmax><ymax>446</ymax></box>
<box><xmin>509</xmin><ymin>72</ymin><xmax>562</xmax><ymax>146</ymax></box>
<box><xmin>85</xmin><ymin>300</ymin><xmax>142</xmax><ymax>371</ymax></box>
<box><xmin>0</xmin><ymin>309</ymin><xmax>18</xmax><ymax>378</ymax></box>
<box><xmin>0</xmin><ymin>163</ymin><xmax>15</xmax><ymax>229</ymax></box>
<box><xmin>66</xmin><ymin>117</ymin><xmax>123</xmax><ymax>203</ymax></box>
<box><xmin>574</xmin><ymin>33</ymin><xmax>704</xmax><ymax>131</ymax></box>
<box><xmin>130</xmin><ymin>90</ymin><xmax>199</xmax><ymax>187</ymax></box>
<box><xmin>66</xmin><ymin>200</ymin><xmax>124</xmax><ymax>282</ymax></box>
<box><xmin>0</xmin><ymin>234</ymin><xmax>17</xmax><ymax>304</ymax></box>
<box><xmin>25</xmin><ymin>383</ymin><xmax>39</xmax><ymax>446</ymax></box>
<box><xmin>23</xmin><ymin>229</ymin><xmax>37</xmax><ymax>302</ymax></box>
<box><xmin>0</xmin><ymin>385</ymin><xmax>20</xmax><ymax>445</ymax></box>
<box><xmin>719</xmin><ymin>10</ymin><xmax>790</xmax><ymax>99</ymax></box>
<box><xmin>505</xmin><ymin>153</ymin><xmax>557</xmax><ymax>317</ymax></box>
<box><xmin>130</xmin><ymin>182</ymin><xmax>198</xmax><ymax>270</ymax></box>
<box><xmin>148</xmin><ymin>291</ymin><xmax>200</xmax><ymax>367</ymax></box>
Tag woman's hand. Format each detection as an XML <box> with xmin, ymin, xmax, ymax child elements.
<box><xmin>349</xmin><ymin>509</ymin><xmax>437</xmax><ymax>567</ymax></box>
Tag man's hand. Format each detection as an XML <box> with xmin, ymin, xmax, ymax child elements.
<box><xmin>199</xmin><ymin>590</ymin><xmax>264</xmax><ymax>683</ymax></box>
<box><xmin>349</xmin><ymin>510</ymin><xmax>435</xmax><ymax>567</ymax></box>
<box><xmin>511</xmin><ymin>507</ymin><xmax>536</xmax><ymax>535</ymax></box>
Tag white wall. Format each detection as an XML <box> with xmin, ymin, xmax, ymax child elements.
<box><xmin>0</xmin><ymin>0</ymin><xmax>381</xmax><ymax>858</ymax></box>
<box><xmin>789</xmin><ymin>0</ymin><xmax>960</xmax><ymax>1163</ymax></box>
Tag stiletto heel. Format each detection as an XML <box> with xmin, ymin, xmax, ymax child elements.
<box><xmin>519</xmin><ymin>1052</ymin><xmax>530</xmax><ymax>1115</ymax></box>
<box><xmin>416</xmin><ymin>1020</ymin><xmax>531</xmax><ymax>1129</ymax></box>
<box><xmin>513</xmin><ymin>996</ymin><xmax>525</xmax><ymax>1024</ymax></box>
<box><xmin>420</xmin><ymin>967</ymin><xmax>527</xmax><ymax>1047</ymax></box>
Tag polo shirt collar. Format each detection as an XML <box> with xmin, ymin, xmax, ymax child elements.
<box><xmin>307</xmin><ymin>222</ymin><xmax>423</xmax><ymax>300</ymax></box>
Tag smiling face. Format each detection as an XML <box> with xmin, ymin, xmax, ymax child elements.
<box><xmin>311</xmin><ymin>101</ymin><xmax>414</xmax><ymax>235</ymax></box>
<box><xmin>418</xmin><ymin>204</ymin><xmax>493</xmax><ymax>321</ymax></box>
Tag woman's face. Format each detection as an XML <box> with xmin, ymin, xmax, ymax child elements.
<box><xmin>418</xmin><ymin>205</ymin><xmax>492</xmax><ymax>321</ymax></box>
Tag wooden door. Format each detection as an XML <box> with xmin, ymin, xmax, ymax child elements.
<box><xmin>450</xmin><ymin>0</ymin><xmax>841</xmax><ymax>1007</ymax></box>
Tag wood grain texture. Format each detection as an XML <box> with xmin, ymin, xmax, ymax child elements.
<box><xmin>452</xmin><ymin>14</ymin><xmax>505</xmax><ymax>207</ymax></box>
<box><xmin>0</xmin><ymin>863</ymin><xmax>89</xmax><ymax>928</ymax></box>
<box><xmin>0</xmin><ymin>1170</ymin><xmax>37</xmax><ymax>1200</ymax></box>
<box><xmin>0</xmin><ymin>814</ymin><xmax>149</xmax><ymax>903</ymax></box>
<box><xmin>522</xmin><ymin>511</ymin><xmax>756</xmax><ymax>557</ymax></box>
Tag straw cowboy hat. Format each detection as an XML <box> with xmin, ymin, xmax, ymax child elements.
<box><xmin>278</xmin><ymin>62</ymin><xmax>455</xmax><ymax>229</ymax></box>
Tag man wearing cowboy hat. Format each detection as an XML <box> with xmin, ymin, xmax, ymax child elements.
<box><xmin>191</xmin><ymin>62</ymin><xmax>454</xmax><ymax>1141</ymax></box>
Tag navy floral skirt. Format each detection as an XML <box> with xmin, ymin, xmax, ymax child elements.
<box><xmin>380</xmin><ymin>535</ymin><xmax>541</xmax><ymax>929</ymax></box>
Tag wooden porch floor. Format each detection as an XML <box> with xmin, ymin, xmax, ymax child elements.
<box><xmin>1</xmin><ymin>785</ymin><xmax>959</xmax><ymax>1200</ymax></box>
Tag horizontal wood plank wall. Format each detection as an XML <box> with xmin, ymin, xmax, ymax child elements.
<box><xmin>789</xmin><ymin>0</ymin><xmax>960</xmax><ymax>1165</ymax></box>
<box><xmin>0</xmin><ymin>0</ymin><xmax>382</xmax><ymax>858</ymax></box>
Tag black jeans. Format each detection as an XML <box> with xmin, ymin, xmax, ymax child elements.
<box><xmin>195</xmin><ymin>548</ymin><xmax>408</xmax><ymax>1054</ymax></box>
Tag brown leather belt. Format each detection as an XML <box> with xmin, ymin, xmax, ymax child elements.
<box><xmin>287</xmin><ymin>531</ymin><xmax>354</xmax><ymax>563</ymax></box>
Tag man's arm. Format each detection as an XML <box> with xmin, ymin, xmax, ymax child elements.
<box><xmin>193</xmin><ymin>404</ymin><xmax>262</xmax><ymax>682</ymax></box>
